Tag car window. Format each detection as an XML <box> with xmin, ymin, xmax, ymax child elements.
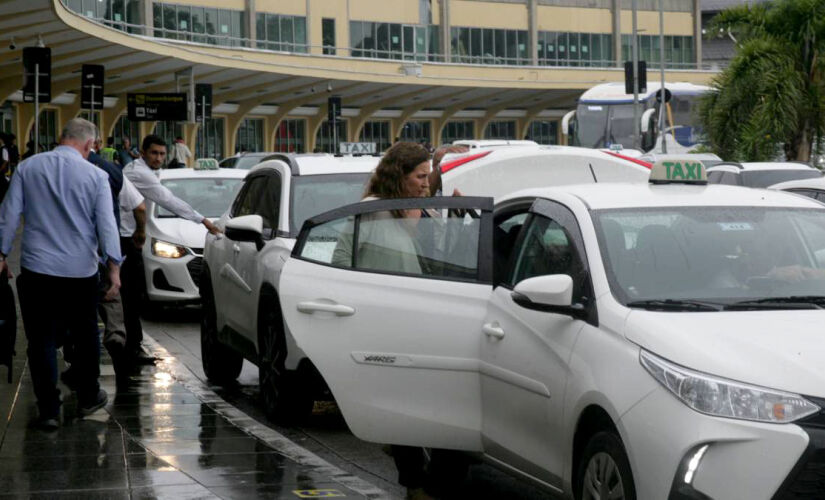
<box><xmin>719</xmin><ymin>171</ymin><xmax>739</xmax><ymax>185</ymax></box>
<box><xmin>257</xmin><ymin>174</ymin><xmax>282</xmax><ymax>239</ymax></box>
<box><xmin>707</xmin><ymin>170</ymin><xmax>724</xmax><ymax>183</ymax></box>
<box><xmin>231</xmin><ymin>176</ymin><xmax>268</xmax><ymax>218</ymax></box>
<box><xmin>786</xmin><ymin>189</ymin><xmax>819</xmax><ymax>200</ymax></box>
<box><xmin>235</xmin><ymin>155</ymin><xmax>266</xmax><ymax>170</ymax></box>
<box><xmin>741</xmin><ymin>169</ymin><xmax>822</xmax><ymax>188</ymax></box>
<box><xmin>493</xmin><ymin>211</ymin><xmax>528</xmax><ymax>285</ymax></box>
<box><xmin>508</xmin><ymin>215</ymin><xmax>586</xmax><ymax>300</ymax></box>
<box><xmin>289</xmin><ymin>174</ymin><xmax>370</xmax><ymax>236</ymax></box>
<box><xmin>297</xmin><ymin>209</ymin><xmax>482</xmax><ymax>282</ymax></box>
<box><xmin>219</xmin><ymin>157</ymin><xmax>237</xmax><ymax>168</ymax></box>
<box><xmin>158</xmin><ymin>178</ymin><xmax>243</xmax><ymax>219</ymax></box>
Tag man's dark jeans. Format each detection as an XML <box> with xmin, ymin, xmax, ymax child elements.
<box><xmin>17</xmin><ymin>268</ymin><xmax>100</xmax><ymax>418</ymax></box>
<box><xmin>120</xmin><ymin>237</ymin><xmax>145</xmax><ymax>353</ymax></box>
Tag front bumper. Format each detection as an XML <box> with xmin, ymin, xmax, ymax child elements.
<box><xmin>772</xmin><ymin>398</ymin><xmax>825</xmax><ymax>499</ymax></box>
<box><xmin>619</xmin><ymin>386</ymin><xmax>810</xmax><ymax>499</ymax></box>
<box><xmin>143</xmin><ymin>249</ymin><xmax>202</xmax><ymax>303</ymax></box>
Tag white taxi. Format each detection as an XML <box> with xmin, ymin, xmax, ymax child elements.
<box><xmin>277</xmin><ymin>158</ymin><xmax>825</xmax><ymax>499</ymax></box>
<box><xmin>143</xmin><ymin>165</ymin><xmax>246</xmax><ymax>305</ymax></box>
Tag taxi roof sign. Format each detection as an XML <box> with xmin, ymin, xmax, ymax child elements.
<box><xmin>649</xmin><ymin>158</ymin><xmax>707</xmax><ymax>184</ymax></box>
<box><xmin>194</xmin><ymin>158</ymin><xmax>219</xmax><ymax>170</ymax></box>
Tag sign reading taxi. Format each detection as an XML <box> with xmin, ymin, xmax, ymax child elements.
<box><xmin>649</xmin><ymin>158</ymin><xmax>707</xmax><ymax>184</ymax></box>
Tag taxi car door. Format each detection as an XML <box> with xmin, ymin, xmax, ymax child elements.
<box><xmin>220</xmin><ymin>173</ymin><xmax>270</xmax><ymax>333</ymax></box>
<box><xmin>279</xmin><ymin>197</ymin><xmax>493</xmax><ymax>450</ymax></box>
<box><xmin>233</xmin><ymin>172</ymin><xmax>283</xmax><ymax>335</ymax></box>
<box><xmin>480</xmin><ymin>198</ymin><xmax>593</xmax><ymax>489</ymax></box>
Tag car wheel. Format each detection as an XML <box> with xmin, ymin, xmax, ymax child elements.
<box><xmin>424</xmin><ymin>448</ymin><xmax>471</xmax><ymax>496</ymax></box>
<box><xmin>577</xmin><ymin>431</ymin><xmax>636</xmax><ymax>500</ymax></box>
<box><xmin>258</xmin><ymin>293</ymin><xmax>314</xmax><ymax>424</ymax></box>
<box><xmin>200</xmin><ymin>268</ymin><xmax>242</xmax><ymax>384</ymax></box>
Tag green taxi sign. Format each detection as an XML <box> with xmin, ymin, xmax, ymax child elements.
<box><xmin>194</xmin><ymin>158</ymin><xmax>219</xmax><ymax>170</ymax></box>
<box><xmin>649</xmin><ymin>159</ymin><xmax>707</xmax><ymax>184</ymax></box>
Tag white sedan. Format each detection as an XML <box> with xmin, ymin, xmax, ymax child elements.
<box><xmin>277</xmin><ymin>160</ymin><xmax>825</xmax><ymax>499</ymax></box>
<box><xmin>143</xmin><ymin>167</ymin><xmax>246</xmax><ymax>305</ymax></box>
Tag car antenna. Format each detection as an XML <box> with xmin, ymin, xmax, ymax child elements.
<box><xmin>589</xmin><ymin>163</ymin><xmax>598</xmax><ymax>183</ymax></box>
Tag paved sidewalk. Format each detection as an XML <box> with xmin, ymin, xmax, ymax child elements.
<box><xmin>0</xmin><ymin>333</ymin><xmax>390</xmax><ymax>499</ymax></box>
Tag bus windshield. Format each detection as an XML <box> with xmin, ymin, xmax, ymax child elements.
<box><xmin>575</xmin><ymin>103</ymin><xmax>639</xmax><ymax>150</ymax></box>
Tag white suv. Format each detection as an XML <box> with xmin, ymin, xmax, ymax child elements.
<box><xmin>200</xmin><ymin>153</ymin><xmax>375</xmax><ymax>423</ymax></box>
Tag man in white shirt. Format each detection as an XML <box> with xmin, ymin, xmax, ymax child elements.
<box><xmin>122</xmin><ymin>135</ymin><xmax>219</xmax><ymax>362</ymax></box>
<box><xmin>168</xmin><ymin>136</ymin><xmax>192</xmax><ymax>168</ymax></box>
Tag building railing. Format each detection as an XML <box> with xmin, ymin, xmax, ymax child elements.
<box><xmin>63</xmin><ymin>3</ymin><xmax>715</xmax><ymax>71</ymax></box>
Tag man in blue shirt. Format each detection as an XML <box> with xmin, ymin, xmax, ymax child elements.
<box><xmin>0</xmin><ymin>118</ymin><xmax>122</xmax><ymax>429</ymax></box>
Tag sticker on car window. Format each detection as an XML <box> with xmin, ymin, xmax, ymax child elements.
<box><xmin>588</xmin><ymin>106</ymin><xmax>603</xmax><ymax>111</ymax></box>
<box><xmin>718</xmin><ymin>222</ymin><xmax>754</xmax><ymax>231</ymax></box>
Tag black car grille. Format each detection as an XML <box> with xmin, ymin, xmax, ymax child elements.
<box><xmin>187</xmin><ymin>257</ymin><xmax>203</xmax><ymax>289</ymax></box>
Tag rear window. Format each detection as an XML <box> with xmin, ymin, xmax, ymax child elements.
<box><xmin>741</xmin><ymin>169</ymin><xmax>822</xmax><ymax>188</ymax></box>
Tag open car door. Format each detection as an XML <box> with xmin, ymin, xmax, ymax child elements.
<box><xmin>279</xmin><ymin>197</ymin><xmax>493</xmax><ymax>450</ymax></box>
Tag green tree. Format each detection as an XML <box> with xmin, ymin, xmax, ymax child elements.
<box><xmin>699</xmin><ymin>0</ymin><xmax>825</xmax><ymax>162</ymax></box>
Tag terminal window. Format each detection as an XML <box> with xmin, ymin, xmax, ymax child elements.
<box><xmin>350</xmin><ymin>21</ymin><xmax>441</xmax><ymax>61</ymax></box>
<box><xmin>256</xmin><ymin>13</ymin><xmax>308</xmax><ymax>53</ymax></box>
<box><xmin>153</xmin><ymin>3</ymin><xmax>246</xmax><ymax>46</ymax></box>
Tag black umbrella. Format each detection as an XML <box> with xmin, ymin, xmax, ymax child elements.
<box><xmin>0</xmin><ymin>271</ymin><xmax>16</xmax><ymax>383</ymax></box>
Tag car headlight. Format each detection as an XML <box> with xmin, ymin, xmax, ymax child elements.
<box><xmin>640</xmin><ymin>350</ymin><xmax>820</xmax><ymax>423</ymax></box>
<box><xmin>151</xmin><ymin>238</ymin><xmax>188</xmax><ymax>259</ymax></box>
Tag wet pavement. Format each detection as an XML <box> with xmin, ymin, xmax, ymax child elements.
<box><xmin>0</xmin><ymin>333</ymin><xmax>390</xmax><ymax>499</ymax></box>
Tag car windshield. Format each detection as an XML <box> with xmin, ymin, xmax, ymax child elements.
<box><xmin>290</xmin><ymin>173</ymin><xmax>370</xmax><ymax>235</ymax></box>
<box><xmin>157</xmin><ymin>177</ymin><xmax>244</xmax><ymax>219</ymax></box>
<box><xmin>234</xmin><ymin>155</ymin><xmax>269</xmax><ymax>170</ymax></box>
<box><xmin>741</xmin><ymin>169</ymin><xmax>822</xmax><ymax>188</ymax></box>
<box><xmin>594</xmin><ymin>206</ymin><xmax>825</xmax><ymax>307</ymax></box>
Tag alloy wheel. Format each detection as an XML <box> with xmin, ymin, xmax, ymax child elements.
<box><xmin>582</xmin><ymin>451</ymin><xmax>625</xmax><ymax>500</ymax></box>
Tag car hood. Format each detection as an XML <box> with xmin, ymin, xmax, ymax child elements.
<box><xmin>625</xmin><ymin>310</ymin><xmax>825</xmax><ymax>398</ymax></box>
<box><xmin>149</xmin><ymin>217</ymin><xmax>208</xmax><ymax>250</ymax></box>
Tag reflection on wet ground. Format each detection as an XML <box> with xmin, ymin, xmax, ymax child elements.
<box><xmin>0</xmin><ymin>344</ymin><xmax>380</xmax><ymax>499</ymax></box>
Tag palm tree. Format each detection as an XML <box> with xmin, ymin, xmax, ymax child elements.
<box><xmin>699</xmin><ymin>0</ymin><xmax>825</xmax><ymax>162</ymax></box>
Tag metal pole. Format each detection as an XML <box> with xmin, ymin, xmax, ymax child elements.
<box><xmin>332</xmin><ymin>116</ymin><xmax>338</xmax><ymax>155</ymax></box>
<box><xmin>632</xmin><ymin>0</ymin><xmax>640</xmax><ymax>150</ymax></box>
<box><xmin>90</xmin><ymin>86</ymin><xmax>95</xmax><ymax>130</ymax></box>
<box><xmin>659</xmin><ymin>0</ymin><xmax>667</xmax><ymax>153</ymax></box>
<box><xmin>34</xmin><ymin>63</ymin><xmax>39</xmax><ymax>154</ymax></box>
<box><xmin>201</xmin><ymin>95</ymin><xmax>206</xmax><ymax>159</ymax></box>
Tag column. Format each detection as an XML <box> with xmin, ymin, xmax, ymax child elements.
<box><xmin>142</xmin><ymin>0</ymin><xmax>153</xmax><ymax>34</ymax></box>
<box><xmin>613</xmin><ymin>0</ymin><xmax>622</xmax><ymax>67</ymax></box>
<box><xmin>529</xmin><ymin>0</ymin><xmax>538</xmax><ymax>65</ymax></box>
<box><xmin>247</xmin><ymin>0</ymin><xmax>256</xmax><ymax>45</ymax></box>
<box><xmin>440</xmin><ymin>0</ymin><xmax>450</xmax><ymax>62</ymax></box>
<box><xmin>693</xmin><ymin>0</ymin><xmax>702</xmax><ymax>67</ymax></box>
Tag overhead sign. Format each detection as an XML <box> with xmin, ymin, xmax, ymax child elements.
<box><xmin>340</xmin><ymin>142</ymin><xmax>376</xmax><ymax>155</ymax></box>
<box><xmin>80</xmin><ymin>64</ymin><xmax>104</xmax><ymax>110</ymax></box>
<box><xmin>328</xmin><ymin>95</ymin><xmax>342</xmax><ymax>122</ymax></box>
<box><xmin>22</xmin><ymin>47</ymin><xmax>51</xmax><ymax>103</ymax></box>
<box><xmin>195</xmin><ymin>83</ymin><xmax>212</xmax><ymax>121</ymax></box>
<box><xmin>127</xmin><ymin>93</ymin><xmax>187</xmax><ymax>121</ymax></box>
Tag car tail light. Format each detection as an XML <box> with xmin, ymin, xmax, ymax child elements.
<box><xmin>439</xmin><ymin>151</ymin><xmax>493</xmax><ymax>173</ymax></box>
<box><xmin>603</xmin><ymin>151</ymin><xmax>653</xmax><ymax>169</ymax></box>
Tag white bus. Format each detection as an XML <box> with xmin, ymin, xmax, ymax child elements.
<box><xmin>562</xmin><ymin>81</ymin><xmax>712</xmax><ymax>153</ymax></box>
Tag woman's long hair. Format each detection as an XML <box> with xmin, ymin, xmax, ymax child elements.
<box><xmin>364</xmin><ymin>142</ymin><xmax>430</xmax><ymax>200</ymax></box>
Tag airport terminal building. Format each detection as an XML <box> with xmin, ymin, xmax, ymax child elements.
<box><xmin>1</xmin><ymin>0</ymin><xmax>712</xmax><ymax>157</ymax></box>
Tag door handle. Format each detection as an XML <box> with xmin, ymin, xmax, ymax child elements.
<box><xmin>297</xmin><ymin>301</ymin><xmax>355</xmax><ymax>317</ymax></box>
<box><xmin>482</xmin><ymin>323</ymin><xmax>505</xmax><ymax>340</ymax></box>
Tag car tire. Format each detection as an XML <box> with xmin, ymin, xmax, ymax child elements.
<box><xmin>424</xmin><ymin>448</ymin><xmax>471</xmax><ymax>496</ymax></box>
<box><xmin>577</xmin><ymin>431</ymin><xmax>636</xmax><ymax>500</ymax></box>
<box><xmin>258</xmin><ymin>291</ymin><xmax>314</xmax><ymax>425</ymax></box>
<box><xmin>200</xmin><ymin>267</ymin><xmax>242</xmax><ymax>384</ymax></box>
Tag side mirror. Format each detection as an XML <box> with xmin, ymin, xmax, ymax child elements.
<box><xmin>225</xmin><ymin>214</ymin><xmax>265</xmax><ymax>251</ymax></box>
<box><xmin>561</xmin><ymin>110</ymin><xmax>576</xmax><ymax>137</ymax></box>
<box><xmin>640</xmin><ymin>108</ymin><xmax>656</xmax><ymax>133</ymax></box>
<box><xmin>511</xmin><ymin>274</ymin><xmax>587</xmax><ymax>319</ymax></box>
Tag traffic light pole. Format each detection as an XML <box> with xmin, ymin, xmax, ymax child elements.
<box><xmin>631</xmin><ymin>0</ymin><xmax>639</xmax><ymax>150</ymax></box>
<box><xmin>201</xmin><ymin>95</ymin><xmax>206</xmax><ymax>159</ymax></box>
<box><xmin>659</xmin><ymin>0</ymin><xmax>667</xmax><ymax>153</ymax></box>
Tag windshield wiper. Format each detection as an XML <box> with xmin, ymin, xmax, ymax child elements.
<box><xmin>725</xmin><ymin>296</ymin><xmax>825</xmax><ymax>310</ymax></box>
<box><xmin>626</xmin><ymin>299</ymin><xmax>723</xmax><ymax>312</ymax></box>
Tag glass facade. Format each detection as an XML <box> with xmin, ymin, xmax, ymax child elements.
<box><xmin>441</xmin><ymin>121</ymin><xmax>475</xmax><ymax>145</ymax></box>
<box><xmin>451</xmin><ymin>27</ymin><xmax>529</xmax><ymax>65</ymax></box>
<box><xmin>275</xmin><ymin>119</ymin><xmax>306</xmax><ymax>153</ymax></box>
<box><xmin>112</xmin><ymin>115</ymin><xmax>140</xmax><ymax>149</ymax></box>
<box><xmin>28</xmin><ymin>110</ymin><xmax>58</xmax><ymax>151</ymax></box>
<box><xmin>237</xmin><ymin>118</ymin><xmax>265</xmax><ymax>153</ymax></box>
<box><xmin>526</xmin><ymin>120</ymin><xmax>559</xmax><ymax>145</ymax></box>
<box><xmin>350</xmin><ymin>21</ymin><xmax>441</xmax><ymax>61</ymax></box>
<box><xmin>255</xmin><ymin>13</ymin><xmax>308</xmax><ymax>53</ymax></box>
<box><xmin>399</xmin><ymin>120</ymin><xmax>432</xmax><ymax>145</ymax></box>
<box><xmin>483</xmin><ymin>120</ymin><xmax>517</xmax><ymax>140</ymax></box>
<box><xmin>359</xmin><ymin>121</ymin><xmax>391</xmax><ymax>153</ymax></box>
<box><xmin>153</xmin><ymin>121</ymin><xmax>184</xmax><ymax>155</ymax></box>
<box><xmin>153</xmin><ymin>3</ymin><xmax>246</xmax><ymax>46</ymax></box>
<box><xmin>622</xmin><ymin>34</ymin><xmax>695</xmax><ymax>68</ymax></box>
<box><xmin>315</xmin><ymin>120</ymin><xmax>347</xmax><ymax>154</ymax></box>
<box><xmin>65</xmin><ymin>0</ymin><xmax>142</xmax><ymax>32</ymax></box>
<box><xmin>538</xmin><ymin>32</ymin><xmax>613</xmax><ymax>67</ymax></box>
<box><xmin>323</xmin><ymin>18</ymin><xmax>336</xmax><ymax>55</ymax></box>
<box><xmin>195</xmin><ymin>117</ymin><xmax>225</xmax><ymax>159</ymax></box>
